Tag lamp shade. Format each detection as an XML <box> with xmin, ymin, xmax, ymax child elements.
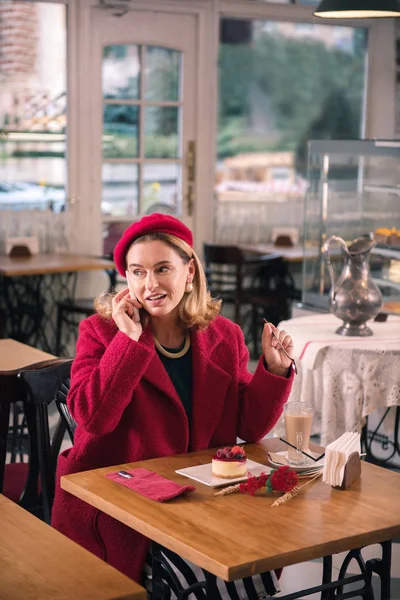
<box><xmin>313</xmin><ymin>0</ymin><xmax>400</xmax><ymax>18</ymax></box>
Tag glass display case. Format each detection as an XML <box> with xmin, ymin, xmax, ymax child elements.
<box><xmin>302</xmin><ymin>139</ymin><xmax>400</xmax><ymax>312</ymax></box>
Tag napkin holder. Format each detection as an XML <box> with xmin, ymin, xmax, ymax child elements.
<box><xmin>332</xmin><ymin>452</ymin><xmax>361</xmax><ymax>490</ymax></box>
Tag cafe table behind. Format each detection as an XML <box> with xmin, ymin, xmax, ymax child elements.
<box><xmin>278</xmin><ymin>313</ymin><xmax>400</xmax><ymax>467</ymax></box>
<box><xmin>61</xmin><ymin>438</ymin><xmax>400</xmax><ymax>599</ymax></box>
<box><xmin>0</xmin><ymin>492</ymin><xmax>146</xmax><ymax>600</ymax></box>
<box><xmin>239</xmin><ymin>243</ymin><xmax>318</xmax><ymax>263</ymax></box>
<box><xmin>0</xmin><ymin>253</ymin><xmax>115</xmax><ymax>354</ymax></box>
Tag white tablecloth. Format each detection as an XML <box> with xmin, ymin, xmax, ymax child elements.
<box><xmin>277</xmin><ymin>313</ymin><xmax>400</xmax><ymax>445</ymax></box>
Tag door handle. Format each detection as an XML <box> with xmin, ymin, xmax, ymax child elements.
<box><xmin>186</xmin><ymin>140</ymin><xmax>195</xmax><ymax>216</ymax></box>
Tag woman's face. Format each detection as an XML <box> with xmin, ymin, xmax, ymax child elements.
<box><xmin>126</xmin><ymin>240</ymin><xmax>195</xmax><ymax>319</ymax></box>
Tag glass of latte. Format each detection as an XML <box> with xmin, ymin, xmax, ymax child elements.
<box><xmin>283</xmin><ymin>402</ymin><xmax>314</xmax><ymax>465</ymax></box>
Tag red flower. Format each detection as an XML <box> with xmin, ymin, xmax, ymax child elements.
<box><xmin>270</xmin><ymin>466</ymin><xmax>298</xmax><ymax>493</ymax></box>
<box><xmin>239</xmin><ymin>466</ymin><xmax>298</xmax><ymax>496</ymax></box>
<box><xmin>239</xmin><ymin>472</ymin><xmax>268</xmax><ymax>496</ymax></box>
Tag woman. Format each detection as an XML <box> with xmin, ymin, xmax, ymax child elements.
<box><xmin>52</xmin><ymin>213</ymin><xmax>294</xmax><ymax>597</ymax></box>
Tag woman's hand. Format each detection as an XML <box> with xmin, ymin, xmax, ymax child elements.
<box><xmin>112</xmin><ymin>288</ymin><xmax>143</xmax><ymax>341</ymax></box>
<box><xmin>261</xmin><ymin>321</ymin><xmax>294</xmax><ymax>377</ymax></box>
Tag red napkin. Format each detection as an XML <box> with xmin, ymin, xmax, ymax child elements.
<box><xmin>106</xmin><ymin>468</ymin><xmax>196</xmax><ymax>502</ymax></box>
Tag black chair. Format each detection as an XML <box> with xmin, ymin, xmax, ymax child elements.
<box><xmin>203</xmin><ymin>244</ymin><xmax>253</xmax><ymax>326</ymax></box>
<box><xmin>0</xmin><ymin>358</ymin><xmax>60</xmax><ymax>516</ymax></box>
<box><xmin>203</xmin><ymin>243</ymin><xmax>296</xmax><ymax>356</ymax></box>
<box><xmin>18</xmin><ymin>358</ymin><xmax>75</xmax><ymax>523</ymax></box>
<box><xmin>0</xmin><ymin>309</ymin><xmax>5</xmax><ymax>338</ymax></box>
<box><xmin>245</xmin><ymin>255</ymin><xmax>297</xmax><ymax>356</ymax></box>
<box><xmin>56</xmin><ymin>256</ymin><xmax>117</xmax><ymax>356</ymax></box>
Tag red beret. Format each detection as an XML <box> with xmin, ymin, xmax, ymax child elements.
<box><xmin>114</xmin><ymin>213</ymin><xmax>193</xmax><ymax>276</ymax></box>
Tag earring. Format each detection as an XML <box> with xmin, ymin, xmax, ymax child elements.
<box><xmin>185</xmin><ymin>282</ymin><xmax>193</xmax><ymax>293</ymax></box>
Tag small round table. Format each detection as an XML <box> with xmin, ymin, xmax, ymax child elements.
<box><xmin>278</xmin><ymin>313</ymin><xmax>400</xmax><ymax>467</ymax></box>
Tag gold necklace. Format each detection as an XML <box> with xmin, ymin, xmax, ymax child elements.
<box><xmin>154</xmin><ymin>332</ymin><xmax>191</xmax><ymax>359</ymax></box>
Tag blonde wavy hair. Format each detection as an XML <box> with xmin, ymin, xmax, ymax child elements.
<box><xmin>94</xmin><ymin>232</ymin><xmax>221</xmax><ymax>330</ymax></box>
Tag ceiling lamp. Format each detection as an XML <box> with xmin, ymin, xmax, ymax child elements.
<box><xmin>313</xmin><ymin>0</ymin><xmax>400</xmax><ymax>18</ymax></box>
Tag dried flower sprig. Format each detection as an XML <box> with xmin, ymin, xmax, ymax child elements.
<box><xmin>271</xmin><ymin>487</ymin><xmax>299</xmax><ymax>506</ymax></box>
<box><xmin>215</xmin><ymin>483</ymin><xmax>241</xmax><ymax>496</ymax></box>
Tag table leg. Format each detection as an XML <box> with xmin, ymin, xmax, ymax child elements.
<box><xmin>0</xmin><ymin>274</ymin><xmax>45</xmax><ymax>346</ymax></box>
<box><xmin>321</xmin><ymin>555</ymin><xmax>334</xmax><ymax>600</ymax></box>
<box><xmin>151</xmin><ymin>542</ymin><xmax>208</xmax><ymax>599</ymax></box>
<box><xmin>0</xmin><ymin>400</ymin><xmax>11</xmax><ymax>495</ymax></box>
<box><xmin>366</xmin><ymin>541</ymin><xmax>392</xmax><ymax>600</ymax></box>
<box><xmin>336</xmin><ymin>548</ymin><xmax>373</xmax><ymax>599</ymax></box>
<box><xmin>0</xmin><ymin>271</ymin><xmax>78</xmax><ymax>354</ymax></box>
<box><xmin>149</xmin><ymin>543</ymin><xmax>391</xmax><ymax>600</ymax></box>
<box><xmin>363</xmin><ymin>409</ymin><xmax>400</xmax><ymax>468</ymax></box>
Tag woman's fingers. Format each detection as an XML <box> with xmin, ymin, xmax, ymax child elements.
<box><xmin>130</xmin><ymin>297</ymin><xmax>142</xmax><ymax>310</ymax></box>
<box><xmin>115</xmin><ymin>286</ymin><xmax>142</xmax><ymax>309</ymax></box>
<box><xmin>110</xmin><ymin>288</ymin><xmax>142</xmax><ymax>341</ymax></box>
<box><xmin>113</xmin><ymin>287</ymin><xmax>130</xmax><ymax>303</ymax></box>
<box><xmin>263</xmin><ymin>323</ymin><xmax>293</xmax><ymax>353</ymax></box>
<box><xmin>113</xmin><ymin>289</ymin><xmax>141</xmax><ymax>310</ymax></box>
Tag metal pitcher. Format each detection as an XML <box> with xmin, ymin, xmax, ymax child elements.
<box><xmin>322</xmin><ymin>233</ymin><xmax>383</xmax><ymax>336</ymax></box>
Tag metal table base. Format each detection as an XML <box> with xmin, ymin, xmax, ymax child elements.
<box><xmin>151</xmin><ymin>541</ymin><xmax>392</xmax><ymax>600</ymax></box>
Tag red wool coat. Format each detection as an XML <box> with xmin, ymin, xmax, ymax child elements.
<box><xmin>52</xmin><ymin>314</ymin><xmax>293</xmax><ymax>583</ymax></box>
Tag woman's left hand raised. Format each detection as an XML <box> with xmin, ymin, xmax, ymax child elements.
<box><xmin>261</xmin><ymin>321</ymin><xmax>294</xmax><ymax>377</ymax></box>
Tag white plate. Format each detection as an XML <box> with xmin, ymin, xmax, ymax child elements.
<box><xmin>176</xmin><ymin>460</ymin><xmax>271</xmax><ymax>488</ymax></box>
<box><xmin>268</xmin><ymin>451</ymin><xmax>325</xmax><ymax>473</ymax></box>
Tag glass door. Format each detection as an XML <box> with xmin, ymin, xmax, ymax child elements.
<box><xmin>86</xmin><ymin>8</ymin><xmax>198</xmax><ymax>255</ymax></box>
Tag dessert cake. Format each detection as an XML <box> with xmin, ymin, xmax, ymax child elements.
<box><xmin>212</xmin><ymin>446</ymin><xmax>247</xmax><ymax>479</ymax></box>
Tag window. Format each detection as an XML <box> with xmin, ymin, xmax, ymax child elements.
<box><xmin>271</xmin><ymin>167</ymin><xmax>291</xmax><ymax>181</ymax></box>
<box><xmin>396</xmin><ymin>21</ymin><xmax>400</xmax><ymax>132</ymax></box>
<box><xmin>294</xmin><ymin>23</ymin><xmax>315</xmax><ymax>32</ymax></box>
<box><xmin>216</xmin><ymin>18</ymin><xmax>367</xmax><ymax>244</ymax></box>
<box><xmin>0</xmin><ymin>2</ymin><xmax>67</xmax><ymax>212</ymax></box>
<box><xmin>101</xmin><ymin>44</ymin><xmax>182</xmax><ymax>219</ymax></box>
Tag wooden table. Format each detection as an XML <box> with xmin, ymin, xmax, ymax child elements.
<box><xmin>0</xmin><ymin>493</ymin><xmax>146</xmax><ymax>600</ymax></box>
<box><xmin>0</xmin><ymin>338</ymin><xmax>55</xmax><ymax>373</ymax></box>
<box><xmin>61</xmin><ymin>438</ymin><xmax>400</xmax><ymax>598</ymax></box>
<box><xmin>0</xmin><ymin>253</ymin><xmax>115</xmax><ymax>353</ymax></box>
<box><xmin>0</xmin><ymin>254</ymin><xmax>115</xmax><ymax>278</ymax></box>
<box><xmin>240</xmin><ymin>243</ymin><xmax>319</xmax><ymax>263</ymax></box>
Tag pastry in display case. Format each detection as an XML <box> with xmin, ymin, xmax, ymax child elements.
<box><xmin>302</xmin><ymin>139</ymin><xmax>400</xmax><ymax>314</ymax></box>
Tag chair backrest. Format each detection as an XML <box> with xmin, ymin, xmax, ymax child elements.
<box><xmin>252</xmin><ymin>256</ymin><xmax>297</xmax><ymax>299</ymax></box>
<box><xmin>0</xmin><ymin>358</ymin><xmax>62</xmax><ymax>513</ymax></box>
<box><xmin>18</xmin><ymin>358</ymin><xmax>75</xmax><ymax>524</ymax></box>
<box><xmin>203</xmin><ymin>243</ymin><xmax>294</xmax><ymax>325</ymax></box>
<box><xmin>203</xmin><ymin>243</ymin><xmax>247</xmax><ymax>324</ymax></box>
<box><xmin>203</xmin><ymin>243</ymin><xmax>246</xmax><ymax>267</ymax></box>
